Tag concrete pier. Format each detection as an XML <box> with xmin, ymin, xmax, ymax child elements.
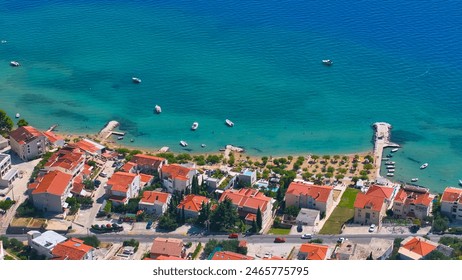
<box><xmin>98</xmin><ymin>120</ymin><xmax>120</xmax><ymax>140</ymax></box>
<box><xmin>372</xmin><ymin>122</ymin><xmax>400</xmax><ymax>178</ymax></box>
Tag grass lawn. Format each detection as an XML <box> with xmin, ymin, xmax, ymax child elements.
<box><xmin>319</xmin><ymin>188</ymin><xmax>359</xmax><ymax>234</ymax></box>
<box><xmin>268</xmin><ymin>227</ymin><xmax>291</xmax><ymax>235</ymax></box>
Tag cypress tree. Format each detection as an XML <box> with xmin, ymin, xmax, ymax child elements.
<box><xmin>256</xmin><ymin>206</ymin><xmax>263</xmax><ymax>230</ymax></box>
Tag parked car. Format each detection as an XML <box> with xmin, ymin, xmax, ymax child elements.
<box><xmin>99</xmin><ymin>172</ymin><xmax>107</xmax><ymax>178</ymax></box>
<box><xmin>274</xmin><ymin>237</ymin><xmax>286</xmax><ymax>243</ymax></box>
<box><xmin>228</xmin><ymin>233</ymin><xmax>239</xmax><ymax>239</ymax></box>
<box><xmin>369</xmin><ymin>224</ymin><xmax>376</xmax><ymax>233</ymax></box>
<box><xmin>146</xmin><ymin>220</ymin><xmax>153</xmax><ymax>229</ymax></box>
<box><xmin>301</xmin><ymin>234</ymin><xmax>312</xmax><ymax>239</ymax></box>
<box><xmin>94</xmin><ymin>179</ymin><xmax>101</xmax><ymax>187</ymax></box>
<box><xmin>337</xmin><ymin>237</ymin><xmax>346</xmax><ymax>244</ymax></box>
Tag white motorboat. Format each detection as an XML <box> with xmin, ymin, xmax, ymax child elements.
<box><xmin>322</xmin><ymin>59</ymin><xmax>333</xmax><ymax>66</ymax></box>
<box><xmin>132</xmin><ymin>77</ymin><xmax>141</xmax><ymax>83</ymax></box>
<box><xmin>459</xmin><ymin>179</ymin><xmax>462</xmax><ymax>186</ymax></box>
<box><xmin>385</xmin><ymin>161</ymin><xmax>395</xmax><ymax>165</ymax></box>
<box><xmin>387</xmin><ymin>173</ymin><xmax>394</xmax><ymax>177</ymax></box>
<box><xmin>225</xmin><ymin>119</ymin><xmax>234</xmax><ymax>127</ymax></box>
<box><xmin>386</xmin><ymin>165</ymin><xmax>395</xmax><ymax>169</ymax></box>
<box><xmin>391</xmin><ymin>148</ymin><xmax>399</xmax><ymax>153</ymax></box>
<box><xmin>201</xmin><ymin>144</ymin><xmax>206</xmax><ymax>148</ymax></box>
<box><xmin>15</xmin><ymin>113</ymin><xmax>20</xmax><ymax>118</ymax></box>
<box><xmin>154</xmin><ymin>105</ymin><xmax>161</xmax><ymax>114</ymax></box>
<box><xmin>117</xmin><ymin>136</ymin><xmax>124</xmax><ymax>140</ymax></box>
<box><xmin>387</xmin><ymin>169</ymin><xmax>395</xmax><ymax>172</ymax></box>
<box><xmin>191</xmin><ymin>122</ymin><xmax>199</xmax><ymax>131</ymax></box>
<box><xmin>10</xmin><ymin>61</ymin><xmax>20</xmax><ymax>67</ymax></box>
<box><xmin>180</xmin><ymin>141</ymin><xmax>188</xmax><ymax>147</ymax></box>
<box><xmin>411</xmin><ymin>178</ymin><xmax>419</xmax><ymax>182</ymax></box>
<box><xmin>420</xmin><ymin>163</ymin><xmax>428</xmax><ymax>169</ymax></box>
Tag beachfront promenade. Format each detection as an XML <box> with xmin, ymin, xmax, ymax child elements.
<box><xmin>372</xmin><ymin>122</ymin><xmax>400</xmax><ymax>178</ymax></box>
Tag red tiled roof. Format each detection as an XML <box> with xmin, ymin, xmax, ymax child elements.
<box><xmin>121</xmin><ymin>162</ymin><xmax>137</xmax><ymax>173</ymax></box>
<box><xmin>51</xmin><ymin>238</ymin><xmax>93</xmax><ymax>260</ymax></box>
<box><xmin>161</xmin><ymin>164</ymin><xmax>193</xmax><ymax>181</ymax></box>
<box><xmin>394</xmin><ymin>188</ymin><xmax>432</xmax><ymax>207</ymax></box>
<box><xmin>44</xmin><ymin>131</ymin><xmax>64</xmax><ymax>144</ymax></box>
<box><xmin>155</xmin><ymin>255</ymin><xmax>184</xmax><ymax>260</ymax></box>
<box><xmin>286</xmin><ymin>182</ymin><xmax>333</xmax><ymax>203</ymax></box>
<box><xmin>299</xmin><ymin>243</ymin><xmax>329</xmax><ymax>260</ymax></box>
<box><xmin>211</xmin><ymin>251</ymin><xmax>254</xmax><ymax>260</ymax></box>
<box><xmin>245</xmin><ymin>213</ymin><xmax>257</xmax><ymax>221</ymax></box>
<box><xmin>141</xmin><ymin>191</ymin><xmax>170</xmax><ymax>204</ymax></box>
<box><xmin>366</xmin><ymin>185</ymin><xmax>394</xmax><ymax>199</ymax></box>
<box><xmin>441</xmin><ymin>187</ymin><xmax>462</xmax><ymax>203</ymax></box>
<box><xmin>31</xmin><ymin>171</ymin><xmax>73</xmax><ymax>196</ymax></box>
<box><xmin>9</xmin><ymin>126</ymin><xmax>44</xmax><ymax>145</ymax></box>
<box><xmin>219</xmin><ymin>188</ymin><xmax>272</xmax><ymax>211</ymax></box>
<box><xmin>177</xmin><ymin>194</ymin><xmax>209</xmax><ymax>213</ymax></box>
<box><xmin>74</xmin><ymin>139</ymin><xmax>102</xmax><ymax>154</ymax></box>
<box><xmin>44</xmin><ymin>149</ymin><xmax>84</xmax><ymax>172</ymax></box>
<box><xmin>109</xmin><ymin>195</ymin><xmax>127</xmax><ymax>203</ymax></box>
<box><xmin>71</xmin><ymin>181</ymin><xmax>85</xmax><ymax>195</ymax></box>
<box><xmin>150</xmin><ymin>238</ymin><xmax>183</xmax><ymax>258</ymax></box>
<box><xmin>131</xmin><ymin>154</ymin><xmax>165</xmax><ymax>170</ymax></box>
<box><xmin>354</xmin><ymin>192</ymin><xmax>385</xmax><ymax>212</ymax></box>
<box><xmin>140</xmin><ymin>173</ymin><xmax>154</xmax><ymax>185</ymax></box>
<box><xmin>107</xmin><ymin>172</ymin><xmax>138</xmax><ymax>193</ymax></box>
<box><xmin>401</xmin><ymin>237</ymin><xmax>437</xmax><ymax>258</ymax></box>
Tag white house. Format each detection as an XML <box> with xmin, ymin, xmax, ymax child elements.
<box><xmin>0</xmin><ymin>153</ymin><xmax>19</xmax><ymax>188</ymax></box>
<box><xmin>139</xmin><ymin>191</ymin><xmax>171</xmax><ymax>215</ymax></box>
<box><xmin>106</xmin><ymin>172</ymin><xmax>140</xmax><ymax>205</ymax></box>
<box><xmin>27</xmin><ymin>230</ymin><xmax>67</xmax><ymax>259</ymax></box>
<box><xmin>9</xmin><ymin>126</ymin><xmax>47</xmax><ymax>161</ymax></box>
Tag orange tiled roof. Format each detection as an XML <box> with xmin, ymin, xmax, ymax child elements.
<box><xmin>299</xmin><ymin>243</ymin><xmax>329</xmax><ymax>260</ymax></box>
<box><xmin>140</xmin><ymin>173</ymin><xmax>154</xmax><ymax>185</ymax></box>
<box><xmin>107</xmin><ymin>172</ymin><xmax>138</xmax><ymax>193</ymax></box>
<box><xmin>150</xmin><ymin>238</ymin><xmax>183</xmax><ymax>257</ymax></box>
<box><xmin>366</xmin><ymin>185</ymin><xmax>394</xmax><ymax>199</ymax></box>
<box><xmin>44</xmin><ymin>149</ymin><xmax>84</xmax><ymax>172</ymax></box>
<box><xmin>74</xmin><ymin>139</ymin><xmax>101</xmax><ymax>154</ymax></box>
<box><xmin>401</xmin><ymin>237</ymin><xmax>437</xmax><ymax>258</ymax></box>
<box><xmin>177</xmin><ymin>194</ymin><xmax>209</xmax><ymax>213</ymax></box>
<box><xmin>161</xmin><ymin>164</ymin><xmax>193</xmax><ymax>181</ymax></box>
<box><xmin>44</xmin><ymin>131</ymin><xmax>64</xmax><ymax>144</ymax></box>
<box><xmin>141</xmin><ymin>191</ymin><xmax>170</xmax><ymax>204</ymax></box>
<box><xmin>121</xmin><ymin>162</ymin><xmax>137</xmax><ymax>173</ymax></box>
<box><xmin>394</xmin><ymin>188</ymin><xmax>432</xmax><ymax>207</ymax></box>
<box><xmin>109</xmin><ymin>195</ymin><xmax>127</xmax><ymax>203</ymax></box>
<box><xmin>9</xmin><ymin>126</ymin><xmax>44</xmax><ymax>145</ymax></box>
<box><xmin>155</xmin><ymin>255</ymin><xmax>184</xmax><ymax>260</ymax></box>
<box><xmin>31</xmin><ymin>171</ymin><xmax>73</xmax><ymax>196</ymax></box>
<box><xmin>245</xmin><ymin>213</ymin><xmax>257</xmax><ymax>221</ymax></box>
<box><xmin>441</xmin><ymin>187</ymin><xmax>462</xmax><ymax>203</ymax></box>
<box><xmin>131</xmin><ymin>154</ymin><xmax>165</xmax><ymax>169</ymax></box>
<box><xmin>51</xmin><ymin>238</ymin><xmax>93</xmax><ymax>260</ymax></box>
<box><xmin>286</xmin><ymin>182</ymin><xmax>333</xmax><ymax>203</ymax></box>
<box><xmin>211</xmin><ymin>251</ymin><xmax>254</xmax><ymax>260</ymax></box>
<box><xmin>219</xmin><ymin>188</ymin><xmax>272</xmax><ymax>211</ymax></box>
<box><xmin>354</xmin><ymin>192</ymin><xmax>385</xmax><ymax>212</ymax></box>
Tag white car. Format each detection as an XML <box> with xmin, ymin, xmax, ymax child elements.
<box><xmin>369</xmin><ymin>224</ymin><xmax>376</xmax><ymax>232</ymax></box>
<box><xmin>301</xmin><ymin>234</ymin><xmax>312</xmax><ymax>239</ymax></box>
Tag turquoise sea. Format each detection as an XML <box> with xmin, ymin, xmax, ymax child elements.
<box><xmin>1</xmin><ymin>1</ymin><xmax>461</xmax><ymax>192</ymax></box>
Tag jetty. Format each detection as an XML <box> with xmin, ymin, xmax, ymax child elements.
<box><xmin>47</xmin><ymin>124</ymin><xmax>58</xmax><ymax>132</ymax></box>
<box><xmin>372</xmin><ymin>122</ymin><xmax>400</xmax><ymax>178</ymax></box>
<box><xmin>98</xmin><ymin>120</ymin><xmax>120</xmax><ymax>140</ymax></box>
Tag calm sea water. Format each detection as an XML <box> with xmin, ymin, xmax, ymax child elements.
<box><xmin>1</xmin><ymin>0</ymin><xmax>461</xmax><ymax>192</ymax></box>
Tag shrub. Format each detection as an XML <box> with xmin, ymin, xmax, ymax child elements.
<box><xmin>192</xmin><ymin>242</ymin><xmax>202</xmax><ymax>260</ymax></box>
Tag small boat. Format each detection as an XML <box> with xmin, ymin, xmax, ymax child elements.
<box><xmin>219</xmin><ymin>148</ymin><xmax>226</xmax><ymax>152</ymax></box>
<box><xmin>385</xmin><ymin>161</ymin><xmax>395</xmax><ymax>165</ymax></box>
<box><xmin>154</xmin><ymin>105</ymin><xmax>161</xmax><ymax>114</ymax></box>
<box><xmin>201</xmin><ymin>144</ymin><xmax>206</xmax><ymax>148</ymax></box>
<box><xmin>15</xmin><ymin>113</ymin><xmax>20</xmax><ymax>118</ymax></box>
<box><xmin>1</xmin><ymin>40</ymin><xmax>7</xmax><ymax>44</ymax></box>
<box><xmin>382</xmin><ymin>158</ymin><xmax>390</xmax><ymax>161</ymax></box>
<box><xmin>411</xmin><ymin>178</ymin><xmax>419</xmax><ymax>182</ymax></box>
<box><xmin>387</xmin><ymin>154</ymin><xmax>393</xmax><ymax>158</ymax></box>
<box><xmin>191</xmin><ymin>122</ymin><xmax>199</xmax><ymax>131</ymax></box>
<box><xmin>387</xmin><ymin>169</ymin><xmax>395</xmax><ymax>172</ymax></box>
<box><xmin>420</xmin><ymin>163</ymin><xmax>428</xmax><ymax>169</ymax></box>
<box><xmin>117</xmin><ymin>136</ymin><xmax>124</xmax><ymax>140</ymax></box>
<box><xmin>322</xmin><ymin>59</ymin><xmax>333</xmax><ymax>66</ymax></box>
<box><xmin>132</xmin><ymin>77</ymin><xmax>141</xmax><ymax>84</ymax></box>
<box><xmin>225</xmin><ymin>119</ymin><xmax>234</xmax><ymax>127</ymax></box>
<box><xmin>387</xmin><ymin>173</ymin><xmax>394</xmax><ymax>177</ymax></box>
<box><xmin>391</xmin><ymin>148</ymin><xmax>399</xmax><ymax>153</ymax></box>
<box><xmin>130</xmin><ymin>139</ymin><xmax>134</xmax><ymax>142</ymax></box>
<box><xmin>180</xmin><ymin>141</ymin><xmax>188</xmax><ymax>147</ymax></box>
<box><xmin>386</xmin><ymin>165</ymin><xmax>395</xmax><ymax>169</ymax></box>
<box><xmin>10</xmin><ymin>61</ymin><xmax>20</xmax><ymax>67</ymax></box>
<box><xmin>458</xmin><ymin>179</ymin><xmax>462</xmax><ymax>186</ymax></box>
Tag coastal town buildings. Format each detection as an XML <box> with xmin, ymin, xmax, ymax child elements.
<box><xmin>9</xmin><ymin>126</ymin><xmax>47</xmax><ymax>161</ymax></box>
<box><xmin>27</xmin><ymin>230</ymin><xmax>67</xmax><ymax>259</ymax></box>
<box><xmin>177</xmin><ymin>194</ymin><xmax>210</xmax><ymax>219</ymax></box>
<box><xmin>74</xmin><ymin>138</ymin><xmax>106</xmax><ymax>156</ymax></box>
<box><xmin>335</xmin><ymin>238</ymin><xmax>393</xmax><ymax>260</ymax></box>
<box><xmin>284</xmin><ymin>181</ymin><xmax>334</xmax><ymax>216</ymax></box>
<box><xmin>211</xmin><ymin>251</ymin><xmax>254</xmax><ymax>260</ymax></box>
<box><xmin>398</xmin><ymin>236</ymin><xmax>438</xmax><ymax>260</ymax></box>
<box><xmin>392</xmin><ymin>185</ymin><xmax>433</xmax><ymax>220</ymax></box>
<box><xmin>43</xmin><ymin>131</ymin><xmax>65</xmax><ymax>148</ymax></box>
<box><xmin>237</xmin><ymin>169</ymin><xmax>257</xmax><ymax>187</ymax></box>
<box><xmin>130</xmin><ymin>154</ymin><xmax>167</xmax><ymax>174</ymax></box>
<box><xmin>139</xmin><ymin>191</ymin><xmax>171</xmax><ymax>215</ymax></box>
<box><xmin>440</xmin><ymin>187</ymin><xmax>462</xmax><ymax>221</ymax></box>
<box><xmin>160</xmin><ymin>164</ymin><xmax>197</xmax><ymax>193</ymax></box>
<box><xmin>0</xmin><ymin>153</ymin><xmax>19</xmax><ymax>188</ymax></box>
<box><xmin>51</xmin><ymin>238</ymin><xmax>95</xmax><ymax>260</ymax></box>
<box><xmin>219</xmin><ymin>188</ymin><xmax>274</xmax><ymax>227</ymax></box>
<box><xmin>29</xmin><ymin>170</ymin><xmax>74</xmax><ymax>213</ymax></box>
<box><xmin>150</xmin><ymin>237</ymin><xmax>184</xmax><ymax>259</ymax></box>
<box><xmin>353</xmin><ymin>185</ymin><xmax>394</xmax><ymax>226</ymax></box>
<box><xmin>0</xmin><ymin>135</ymin><xmax>8</xmax><ymax>150</ymax></box>
<box><xmin>105</xmin><ymin>172</ymin><xmax>140</xmax><ymax>205</ymax></box>
<box><xmin>43</xmin><ymin>146</ymin><xmax>85</xmax><ymax>177</ymax></box>
<box><xmin>297</xmin><ymin>243</ymin><xmax>330</xmax><ymax>260</ymax></box>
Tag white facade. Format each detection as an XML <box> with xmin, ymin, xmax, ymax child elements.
<box><xmin>0</xmin><ymin>153</ymin><xmax>19</xmax><ymax>188</ymax></box>
<box><xmin>27</xmin><ymin>230</ymin><xmax>67</xmax><ymax>259</ymax></box>
<box><xmin>10</xmin><ymin>133</ymin><xmax>46</xmax><ymax>161</ymax></box>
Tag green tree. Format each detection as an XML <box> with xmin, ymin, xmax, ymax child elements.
<box><xmin>209</xmin><ymin>198</ymin><xmax>239</xmax><ymax>232</ymax></box>
<box><xmin>284</xmin><ymin>205</ymin><xmax>300</xmax><ymax>217</ymax></box>
<box><xmin>16</xmin><ymin>118</ymin><xmax>29</xmax><ymax>127</ymax></box>
<box><xmin>0</xmin><ymin>110</ymin><xmax>13</xmax><ymax>136</ymax></box>
<box><xmin>251</xmin><ymin>219</ymin><xmax>258</xmax><ymax>233</ymax></box>
<box><xmin>158</xmin><ymin>214</ymin><xmax>178</xmax><ymax>231</ymax></box>
<box><xmin>433</xmin><ymin>216</ymin><xmax>449</xmax><ymax>233</ymax></box>
<box><xmin>256</xmin><ymin>206</ymin><xmax>263</xmax><ymax>231</ymax></box>
<box><xmin>82</xmin><ymin>235</ymin><xmax>100</xmax><ymax>248</ymax></box>
<box><xmin>191</xmin><ymin>175</ymin><xmax>199</xmax><ymax>195</ymax></box>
